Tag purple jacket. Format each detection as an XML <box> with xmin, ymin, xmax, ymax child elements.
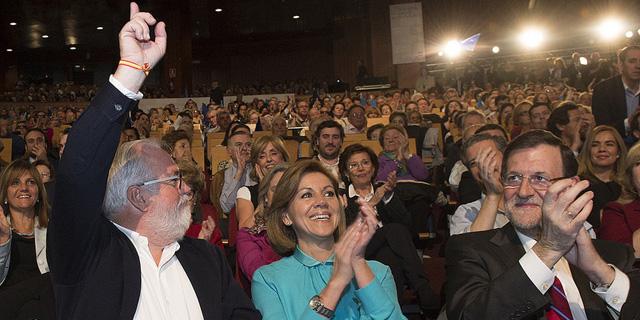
<box><xmin>376</xmin><ymin>153</ymin><xmax>428</xmax><ymax>183</ymax></box>
<box><xmin>236</xmin><ymin>228</ymin><xmax>281</xmax><ymax>280</ymax></box>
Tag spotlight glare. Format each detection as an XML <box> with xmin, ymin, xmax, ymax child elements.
<box><xmin>96</xmin><ymin>26</ymin><xmax>104</xmax><ymax>30</ymax></box>
<box><xmin>69</xmin><ymin>46</ymin><xmax>77</xmax><ymax>50</ymax></box>
<box><xmin>42</xmin><ymin>34</ymin><xmax>49</xmax><ymax>39</ymax></box>
<box><xmin>214</xmin><ymin>8</ymin><xmax>222</xmax><ymax>12</ymax></box>
<box><xmin>625</xmin><ymin>30</ymin><xmax>634</xmax><ymax>38</ymax></box>
<box><xmin>293</xmin><ymin>15</ymin><xmax>300</xmax><ymax>19</ymax></box>
<box><xmin>443</xmin><ymin>40</ymin><xmax>462</xmax><ymax>58</ymax></box>
<box><xmin>9</xmin><ymin>22</ymin><xmax>17</xmax><ymax>26</ymax></box>
<box><xmin>6</xmin><ymin>49</ymin><xmax>13</xmax><ymax>52</ymax></box>
<box><xmin>492</xmin><ymin>46</ymin><xmax>500</xmax><ymax>54</ymax></box>
<box><xmin>518</xmin><ymin>28</ymin><xmax>544</xmax><ymax>49</ymax></box>
<box><xmin>437</xmin><ymin>51</ymin><xmax>444</xmax><ymax>57</ymax></box>
<box><xmin>597</xmin><ymin>18</ymin><xmax>623</xmax><ymax>41</ymax></box>
<box><xmin>579</xmin><ymin>57</ymin><xmax>588</xmax><ymax>65</ymax></box>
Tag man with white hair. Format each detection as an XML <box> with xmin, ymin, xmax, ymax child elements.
<box><xmin>47</xmin><ymin>3</ymin><xmax>259</xmax><ymax>319</ymax></box>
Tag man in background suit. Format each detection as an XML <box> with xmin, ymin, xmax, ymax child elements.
<box><xmin>47</xmin><ymin>3</ymin><xmax>259</xmax><ymax>319</ymax></box>
<box><xmin>592</xmin><ymin>45</ymin><xmax>640</xmax><ymax>137</ymax></box>
<box><xmin>446</xmin><ymin>130</ymin><xmax>639</xmax><ymax>320</ymax></box>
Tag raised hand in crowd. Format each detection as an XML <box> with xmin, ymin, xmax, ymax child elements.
<box><xmin>476</xmin><ymin>148</ymin><xmax>503</xmax><ymax>196</ymax></box>
<box><xmin>113</xmin><ymin>2</ymin><xmax>167</xmax><ymax>93</ymax></box>
<box><xmin>198</xmin><ymin>216</ymin><xmax>216</xmax><ymax>241</ymax></box>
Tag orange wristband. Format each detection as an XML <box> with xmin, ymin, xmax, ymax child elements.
<box><xmin>118</xmin><ymin>60</ymin><xmax>151</xmax><ymax>76</ymax></box>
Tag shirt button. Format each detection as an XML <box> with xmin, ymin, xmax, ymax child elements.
<box><xmin>542</xmin><ymin>283</ymin><xmax>549</xmax><ymax>290</ymax></box>
<box><xmin>114</xmin><ymin>104</ymin><xmax>122</xmax><ymax>111</ymax></box>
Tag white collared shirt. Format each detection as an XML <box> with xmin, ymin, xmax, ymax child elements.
<box><xmin>113</xmin><ymin>223</ymin><xmax>204</xmax><ymax>320</ymax></box>
<box><xmin>517</xmin><ymin>231</ymin><xmax>629</xmax><ymax>320</ymax></box>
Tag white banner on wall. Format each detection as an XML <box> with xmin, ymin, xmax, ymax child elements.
<box><xmin>389</xmin><ymin>2</ymin><xmax>426</xmax><ymax>65</ymax></box>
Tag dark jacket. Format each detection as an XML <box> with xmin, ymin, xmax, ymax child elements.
<box><xmin>47</xmin><ymin>83</ymin><xmax>260</xmax><ymax>319</ymax></box>
<box><xmin>592</xmin><ymin>75</ymin><xmax>629</xmax><ymax>137</ymax></box>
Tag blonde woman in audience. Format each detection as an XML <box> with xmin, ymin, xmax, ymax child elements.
<box><xmin>236</xmin><ymin>135</ymin><xmax>289</xmax><ymax>233</ymax></box>
<box><xmin>599</xmin><ymin>142</ymin><xmax>640</xmax><ymax>257</ymax></box>
<box><xmin>252</xmin><ymin>160</ymin><xmax>405</xmax><ymax>319</ymax></box>
<box><xmin>578</xmin><ymin>125</ymin><xmax>627</xmax><ymax>230</ymax></box>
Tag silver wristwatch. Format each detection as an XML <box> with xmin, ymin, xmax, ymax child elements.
<box><xmin>309</xmin><ymin>295</ymin><xmax>335</xmax><ymax>318</ymax></box>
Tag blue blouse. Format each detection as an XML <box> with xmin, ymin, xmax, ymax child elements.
<box><xmin>252</xmin><ymin>246</ymin><xmax>406</xmax><ymax>319</ymax></box>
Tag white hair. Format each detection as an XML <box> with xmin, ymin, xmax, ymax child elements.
<box><xmin>102</xmin><ymin>139</ymin><xmax>163</xmax><ymax>220</ymax></box>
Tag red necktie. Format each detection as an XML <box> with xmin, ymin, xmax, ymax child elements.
<box><xmin>546</xmin><ymin>277</ymin><xmax>573</xmax><ymax>320</ymax></box>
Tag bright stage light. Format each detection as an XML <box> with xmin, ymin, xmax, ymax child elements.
<box><xmin>437</xmin><ymin>51</ymin><xmax>444</xmax><ymax>57</ymax></box>
<box><xmin>625</xmin><ymin>31</ymin><xmax>634</xmax><ymax>38</ymax></box>
<box><xmin>518</xmin><ymin>28</ymin><xmax>544</xmax><ymax>49</ymax></box>
<box><xmin>597</xmin><ymin>18</ymin><xmax>624</xmax><ymax>41</ymax></box>
<box><xmin>443</xmin><ymin>40</ymin><xmax>462</xmax><ymax>58</ymax></box>
<box><xmin>492</xmin><ymin>46</ymin><xmax>500</xmax><ymax>54</ymax></box>
<box><xmin>579</xmin><ymin>57</ymin><xmax>588</xmax><ymax>65</ymax></box>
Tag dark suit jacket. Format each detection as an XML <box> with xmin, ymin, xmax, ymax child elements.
<box><xmin>47</xmin><ymin>83</ymin><xmax>260</xmax><ymax>319</ymax></box>
<box><xmin>343</xmin><ymin>184</ymin><xmax>411</xmax><ymax>227</ymax></box>
<box><xmin>445</xmin><ymin>223</ymin><xmax>640</xmax><ymax>320</ymax></box>
<box><xmin>592</xmin><ymin>75</ymin><xmax>628</xmax><ymax>137</ymax></box>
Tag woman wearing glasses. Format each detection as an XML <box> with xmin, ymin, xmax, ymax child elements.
<box><xmin>252</xmin><ymin>160</ymin><xmax>405</xmax><ymax>319</ymax></box>
<box><xmin>235</xmin><ymin>136</ymin><xmax>288</xmax><ymax>281</ymax></box>
<box><xmin>339</xmin><ymin>144</ymin><xmax>440</xmax><ymax>313</ymax></box>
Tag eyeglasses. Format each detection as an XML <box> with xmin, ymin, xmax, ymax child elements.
<box><xmin>502</xmin><ymin>174</ymin><xmax>570</xmax><ymax>190</ymax></box>
<box><xmin>348</xmin><ymin>159</ymin><xmax>372</xmax><ymax>171</ymax></box>
<box><xmin>136</xmin><ymin>172</ymin><xmax>193</xmax><ymax>200</ymax></box>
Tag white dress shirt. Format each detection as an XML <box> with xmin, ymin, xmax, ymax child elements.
<box><xmin>517</xmin><ymin>231</ymin><xmax>630</xmax><ymax>320</ymax></box>
<box><xmin>114</xmin><ymin>223</ymin><xmax>204</xmax><ymax>320</ymax></box>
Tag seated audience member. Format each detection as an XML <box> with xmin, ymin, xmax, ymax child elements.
<box><xmin>498</xmin><ymin>102</ymin><xmax>515</xmax><ymax>132</ymax></box>
<box><xmin>204</xmin><ymin>108</ymin><xmax>220</xmax><ymax>134</ymax></box>
<box><xmin>252</xmin><ymin>160</ymin><xmax>405</xmax><ymax>319</ymax></box>
<box><xmin>365</xmin><ymin>107</ymin><xmax>381</xmax><ymax>118</ymax></box>
<box><xmin>529</xmin><ymin>101</ymin><xmax>552</xmax><ymax>130</ymax></box>
<box><xmin>121</xmin><ymin>126</ymin><xmax>140</xmax><ymax>143</ymax></box>
<box><xmin>24</xmin><ymin>128</ymin><xmax>58</xmax><ymax>169</ymax></box>
<box><xmin>444</xmin><ymin>110</ymin><xmax>487</xmax><ymax>181</ymax></box>
<box><xmin>406</xmin><ymin>110</ymin><xmax>426</xmax><ymax>157</ymax></box>
<box><xmin>47</xmin><ymin>4</ymin><xmax>259</xmax><ymax>318</ymax></box>
<box><xmin>548</xmin><ymin>101</ymin><xmax>593</xmax><ymax>154</ymax></box>
<box><xmin>331</xmin><ymin>102</ymin><xmax>348</xmax><ymax>127</ymax></box>
<box><xmin>161</xmin><ymin>129</ymin><xmax>193</xmax><ymax>163</ymax></box>
<box><xmin>0</xmin><ymin>116</ymin><xmax>26</xmax><ymax>161</ymax></box>
<box><xmin>446</xmin><ymin>130</ymin><xmax>639</xmax><ymax>319</ymax></box>
<box><xmin>290</xmin><ymin>100</ymin><xmax>311</xmax><ymax>127</ymax></box>
<box><xmin>133</xmin><ymin>111</ymin><xmax>151</xmax><ymax>138</ymax></box>
<box><xmin>339</xmin><ymin>144</ymin><xmax>439</xmax><ymax>312</ymax></box>
<box><xmin>0</xmin><ymin>160</ymin><xmax>52</xmax><ymax>318</ymax></box>
<box><xmin>212</xmin><ymin>130</ymin><xmax>254</xmax><ymax>217</ymax></box>
<box><xmin>343</xmin><ymin>105</ymin><xmax>367</xmax><ymax>134</ymax></box>
<box><xmin>33</xmin><ymin>159</ymin><xmax>53</xmax><ymax>184</ymax></box>
<box><xmin>599</xmin><ymin>143</ymin><xmax>640</xmax><ymax>256</ymax></box>
<box><xmin>270</xmin><ymin>115</ymin><xmax>288</xmax><ymax>138</ymax></box>
<box><xmin>366</xmin><ymin>123</ymin><xmax>384</xmax><ymax>141</ymax></box>
<box><xmin>510</xmin><ymin>101</ymin><xmax>532</xmax><ymax>138</ymax></box>
<box><xmin>312</xmin><ymin>120</ymin><xmax>344</xmax><ymax>183</ymax></box>
<box><xmin>236</xmin><ymin>164</ymin><xmax>287</xmax><ymax>282</ymax></box>
<box><xmin>222</xmin><ymin>121</ymin><xmax>250</xmax><ymax>147</ymax></box>
<box><xmin>449</xmin><ymin>134</ymin><xmax>508</xmax><ymax>235</ymax></box>
<box><xmin>377</xmin><ymin>124</ymin><xmax>438</xmax><ymax>238</ymax></box>
<box><xmin>181</xmin><ymin>160</ymin><xmax>223</xmax><ymax>250</ymax></box>
<box><xmin>216</xmin><ymin>110</ymin><xmax>233</xmax><ymax>134</ymax></box>
<box><xmin>389</xmin><ymin>111</ymin><xmax>407</xmax><ymax>127</ymax></box>
<box><xmin>625</xmin><ymin>110</ymin><xmax>640</xmax><ymax>147</ymax></box>
<box><xmin>578</xmin><ymin>125</ymin><xmax>626</xmax><ymax>229</ymax></box>
<box><xmin>57</xmin><ymin>127</ymin><xmax>70</xmax><ymax>158</ymax></box>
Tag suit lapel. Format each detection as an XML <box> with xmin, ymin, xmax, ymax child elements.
<box><xmin>489</xmin><ymin>223</ymin><xmax>526</xmax><ymax>266</ymax></box>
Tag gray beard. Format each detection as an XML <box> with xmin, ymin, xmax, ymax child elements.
<box><xmin>148</xmin><ymin>196</ymin><xmax>192</xmax><ymax>246</ymax></box>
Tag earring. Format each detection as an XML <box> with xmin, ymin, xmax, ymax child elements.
<box><xmin>616</xmin><ymin>154</ymin><xmax>620</xmax><ymax>158</ymax></box>
<box><xmin>3</xmin><ymin>200</ymin><xmax>6</xmax><ymax>205</ymax></box>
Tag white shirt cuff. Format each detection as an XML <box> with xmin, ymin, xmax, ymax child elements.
<box><xmin>382</xmin><ymin>192</ymin><xmax>394</xmax><ymax>204</ymax></box>
<box><xmin>591</xmin><ymin>264</ymin><xmax>629</xmax><ymax>313</ymax></box>
<box><xmin>519</xmin><ymin>249</ymin><xmax>556</xmax><ymax>294</ymax></box>
<box><xmin>624</xmin><ymin>118</ymin><xmax>630</xmax><ymax>133</ymax></box>
<box><xmin>109</xmin><ymin>75</ymin><xmax>144</xmax><ymax>101</ymax></box>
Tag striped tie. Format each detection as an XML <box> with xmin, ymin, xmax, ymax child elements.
<box><xmin>546</xmin><ymin>277</ymin><xmax>573</xmax><ymax>320</ymax></box>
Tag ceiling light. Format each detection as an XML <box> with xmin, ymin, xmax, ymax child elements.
<box><xmin>625</xmin><ymin>30</ymin><xmax>634</xmax><ymax>38</ymax></box>
<box><xmin>74</xmin><ymin>65</ymin><xmax>81</xmax><ymax>68</ymax></box>
<box><xmin>518</xmin><ymin>27</ymin><xmax>545</xmax><ymax>49</ymax></box>
<box><xmin>292</xmin><ymin>15</ymin><xmax>300</xmax><ymax>19</ymax></box>
<box><xmin>596</xmin><ymin>18</ymin><xmax>624</xmax><ymax>41</ymax></box>
<box><xmin>70</xmin><ymin>46</ymin><xmax>77</xmax><ymax>50</ymax></box>
<box><xmin>9</xmin><ymin>22</ymin><xmax>17</xmax><ymax>26</ymax></box>
<box><xmin>6</xmin><ymin>49</ymin><xmax>13</xmax><ymax>52</ymax></box>
<box><xmin>437</xmin><ymin>51</ymin><xmax>444</xmax><ymax>57</ymax></box>
<box><xmin>96</xmin><ymin>26</ymin><xmax>104</xmax><ymax>30</ymax></box>
<box><xmin>443</xmin><ymin>40</ymin><xmax>462</xmax><ymax>58</ymax></box>
<box><xmin>492</xmin><ymin>46</ymin><xmax>500</xmax><ymax>54</ymax></box>
<box><xmin>42</xmin><ymin>34</ymin><xmax>49</xmax><ymax>39</ymax></box>
<box><xmin>214</xmin><ymin>8</ymin><xmax>222</xmax><ymax>12</ymax></box>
